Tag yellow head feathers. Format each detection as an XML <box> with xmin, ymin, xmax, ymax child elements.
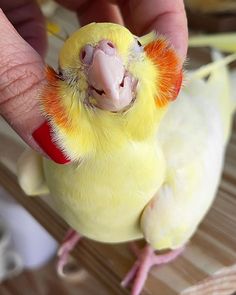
<box><xmin>41</xmin><ymin>23</ymin><xmax>182</xmax><ymax>161</ymax></box>
<box><xmin>59</xmin><ymin>23</ymin><xmax>134</xmax><ymax>69</ymax></box>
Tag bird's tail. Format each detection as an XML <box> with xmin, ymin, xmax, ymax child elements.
<box><xmin>229</xmin><ymin>70</ymin><xmax>236</xmax><ymax>114</ymax></box>
<box><xmin>189</xmin><ymin>33</ymin><xmax>236</xmax><ymax>116</ymax></box>
<box><xmin>188</xmin><ymin>50</ymin><xmax>236</xmax><ymax>143</ymax></box>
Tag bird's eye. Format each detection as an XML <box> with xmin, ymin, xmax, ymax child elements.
<box><xmin>58</xmin><ymin>67</ymin><xmax>63</xmax><ymax>76</ymax></box>
<box><xmin>98</xmin><ymin>40</ymin><xmax>116</xmax><ymax>56</ymax></box>
<box><xmin>80</xmin><ymin>45</ymin><xmax>94</xmax><ymax>65</ymax></box>
<box><xmin>57</xmin><ymin>68</ymin><xmax>65</xmax><ymax>80</ymax></box>
<box><xmin>133</xmin><ymin>38</ymin><xmax>143</xmax><ymax>53</ymax></box>
<box><xmin>137</xmin><ymin>40</ymin><xmax>142</xmax><ymax>47</ymax></box>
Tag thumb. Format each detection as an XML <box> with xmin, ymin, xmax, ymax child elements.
<box><xmin>0</xmin><ymin>10</ymin><xmax>68</xmax><ymax>164</ymax></box>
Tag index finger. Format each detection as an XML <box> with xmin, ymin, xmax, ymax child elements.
<box><xmin>118</xmin><ymin>0</ymin><xmax>188</xmax><ymax>62</ymax></box>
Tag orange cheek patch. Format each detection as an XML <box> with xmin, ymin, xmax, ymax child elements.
<box><xmin>144</xmin><ymin>39</ymin><xmax>183</xmax><ymax>107</ymax></box>
<box><xmin>41</xmin><ymin>66</ymin><xmax>69</xmax><ymax>129</ymax></box>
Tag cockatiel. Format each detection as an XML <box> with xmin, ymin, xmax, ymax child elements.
<box><xmin>18</xmin><ymin>23</ymin><xmax>236</xmax><ymax>295</ymax></box>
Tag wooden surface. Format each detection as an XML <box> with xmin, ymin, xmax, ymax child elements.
<box><xmin>0</xmin><ymin>258</ymin><xmax>111</xmax><ymax>295</ymax></box>
<box><xmin>0</xmin><ymin>4</ymin><xmax>236</xmax><ymax>295</ymax></box>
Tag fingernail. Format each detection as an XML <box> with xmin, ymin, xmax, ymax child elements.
<box><xmin>172</xmin><ymin>70</ymin><xmax>183</xmax><ymax>100</ymax></box>
<box><xmin>32</xmin><ymin>121</ymin><xmax>71</xmax><ymax>164</ymax></box>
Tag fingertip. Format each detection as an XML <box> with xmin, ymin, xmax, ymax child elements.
<box><xmin>117</xmin><ymin>0</ymin><xmax>188</xmax><ymax>63</ymax></box>
<box><xmin>1</xmin><ymin>1</ymin><xmax>48</xmax><ymax>58</ymax></box>
<box><xmin>167</xmin><ymin>29</ymin><xmax>188</xmax><ymax>64</ymax></box>
<box><xmin>76</xmin><ymin>0</ymin><xmax>123</xmax><ymax>26</ymax></box>
<box><xmin>149</xmin><ymin>15</ymin><xmax>188</xmax><ymax>64</ymax></box>
<box><xmin>32</xmin><ymin>121</ymin><xmax>71</xmax><ymax>164</ymax></box>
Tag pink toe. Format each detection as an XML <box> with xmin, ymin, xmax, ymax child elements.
<box><xmin>153</xmin><ymin>247</ymin><xmax>185</xmax><ymax>264</ymax></box>
<box><xmin>123</xmin><ymin>244</ymin><xmax>185</xmax><ymax>295</ymax></box>
<box><xmin>121</xmin><ymin>260</ymin><xmax>140</xmax><ymax>288</ymax></box>
<box><xmin>57</xmin><ymin>229</ymin><xmax>82</xmax><ymax>277</ymax></box>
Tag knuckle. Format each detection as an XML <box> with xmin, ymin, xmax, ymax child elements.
<box><xmin>0</xmin><ymin>58</ymin><xmax>44</xmax><ymax>115</ymax></box>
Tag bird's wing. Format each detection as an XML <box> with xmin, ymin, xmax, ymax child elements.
<box><xmin>18</xmin><ymin>149</ymin><xmax>49</xmax><ymax>196</ymax></box>
<box><xmin>140</xmin><ymin>54</ymin><xmax>234</xmax><ymax>250</ymax></box>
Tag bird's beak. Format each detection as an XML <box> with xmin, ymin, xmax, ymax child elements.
<box><xmin>88</xmin><ymin>49</ymin><xmax>135</xmax><ymax>111</ymax></box>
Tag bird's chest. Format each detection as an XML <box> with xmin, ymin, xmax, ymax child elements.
<box><xmin>43</xmin><ymin>143</ymin><xmax>165</xmax><ymax>242</ymax></box>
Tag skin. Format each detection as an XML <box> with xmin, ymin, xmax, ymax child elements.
<box><xmin>0</xmin><ymin>0</ymin><xmax>188</xmax><ymax>155</ymax></box>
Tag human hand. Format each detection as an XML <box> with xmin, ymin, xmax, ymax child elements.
<box><xmin>0</xmin><ymin>1</ymin><xmax>47</xmax><ymax>155</ymax></box>
<box><xmin>0</xmin><ymin>0</ymin><xmax>188</xmax><ymax>163</ymax></box>
<box><xmin>56</xmin><ymin>0</ymin><xmax>188</xmax><ymax>61</ymax></box>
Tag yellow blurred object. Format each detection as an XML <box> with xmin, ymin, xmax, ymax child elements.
<box><xmin>37</xmin><ymin>0</ymin><xmax>58</xmax><ymax>17</ymax></box>
<box><xmin>185</xmin><ymin>0</ymin><xmax>236</xmax><ymax>14</ymax></box>
<box><xmin>47</xmin><ymin>21</ymin><xmax>61</xmax><ymax>36</ymax></box>
<box><xmin>189</xmin><ymin>33</ymin><xmax>236</xmax><ymax>53</ymax></box>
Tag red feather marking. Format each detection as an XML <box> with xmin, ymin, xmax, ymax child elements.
<box><xmin>144</xmin><ymin>39</ymin><xmax>183</xmax><ymax>107</ymax></box>
<box><xmin>41</xmin><ymin>66</ymin><xmax>69</xmax><ymax>129</ymax></box>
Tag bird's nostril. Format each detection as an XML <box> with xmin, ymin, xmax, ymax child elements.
<box><xmin>107</xmin><ymin>42</ymin><xmax>115</xmax><ymax>48</ymax></box>
<box><xmin>98</xmin><ymin>40</ymin><xmax>116</xmax><ymax>56</ymax></box>
<box><xmin>81</xmin><ymin>50</ymin><xmax>86</xmax><ymax>59</ymax></box>
<box><xmin>120</xmin><ymin>77</ymin><xmax>125</xmax><ymax>88</ymax></box>
<box><xmin>80</xmin><ymin>44</ymin><xmax>94</xmax><ymax>65</ymax></box>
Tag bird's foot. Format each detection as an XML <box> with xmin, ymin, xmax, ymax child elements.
<box><xmin>57</xmin><ymin>229</ymin><xmax>82</xmax><ymax>278</ymax></box>
<box><xmin>121</xmin><ymin>243</ymin><xmax>184</xmax><ymax>295</ymax></box>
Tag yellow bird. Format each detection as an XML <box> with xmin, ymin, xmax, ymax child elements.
<box><xmin>18</xmin><ymin>23</ymin><xmax>235</xmax><ymax>295</ymax></box>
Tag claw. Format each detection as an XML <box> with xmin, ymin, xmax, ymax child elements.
<box><xmin>57</xmin><ymin>229</ymin><xmax>81</xmax><ymax>278</ymax></box>
<box><xmin>121</xmin><ymin>243</ymin><xmax>185</xmax><ymax>295</ymax></box>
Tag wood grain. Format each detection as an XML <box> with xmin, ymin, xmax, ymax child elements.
<box><xmin>0</xmin><ymin>258</ymin><xmax>111</xmax><ymax>295</ymax></box>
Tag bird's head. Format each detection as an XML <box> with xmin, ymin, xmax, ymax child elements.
<box><xmin>41</xmin><ymin>23</ymin><xmax>182</xmax><ymax>160</ymax></box>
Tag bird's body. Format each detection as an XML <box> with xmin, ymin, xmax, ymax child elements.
<box><xmin>17</xmin><ymin>23</ymin><xmax>236</xmax><ymax>294</ymax></box>
<box><xmin>43</xmin><ymin>134</ymin><xmax>165</xmax><ymax>243</ymax></box>
<box><xmin>42</xmin><ymin>64</ymin><xmax>232</xmax><ymax>249</ymax></box>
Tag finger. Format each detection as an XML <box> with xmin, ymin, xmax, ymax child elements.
<box><xmin>118</xmin><ymin>0</ymin><xmax>188</xmax><ymax>61</ymax></box>
<box><xmin>1</xmin><ymin>0</ymin><xmax>47</xmax><ymax>57</ymax></box>
<box><xmin>0</xmin><ymin>9</ymin><xmax>45</xmax><ymax>147</ymax></box>
<box><xmin>0</xmin><ymin>10</ymin><xmax>68</xmax><ymax>164</ymax></box>
<box><xmin>55</xmin><ymin>0</ymin><xmax>123</xmax><ymax>26</ymax></box>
